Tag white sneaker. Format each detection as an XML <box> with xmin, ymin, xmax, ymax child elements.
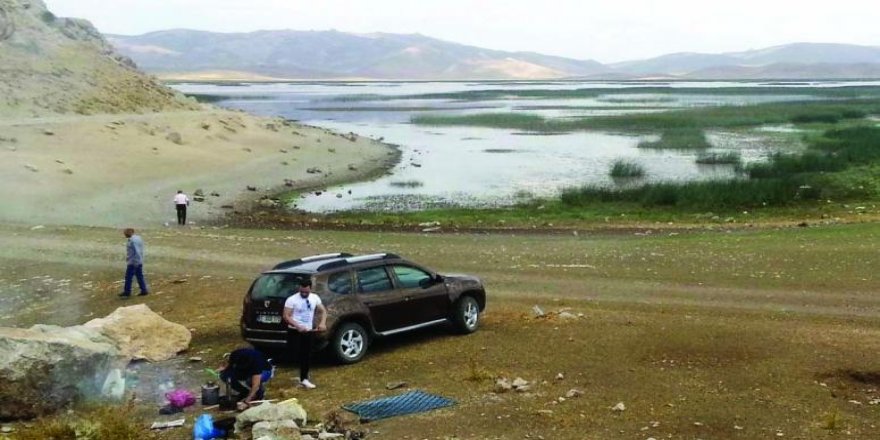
<box><xmin>300</xmin><ymin>379</ymin><xmax>316</xmax><ymax>389</ymax></box>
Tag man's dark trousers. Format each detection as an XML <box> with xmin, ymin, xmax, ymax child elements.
<box><xmin>123</xmin><ymin>264</ymin><xmax>148</xmax><ymax>296</ymax></box>
<box><xmin>176</xmin><ymin>204</ymin><xmax>187</xmax><ymax>225</ymax></box>
<box><xmin>287</xmin><ymin>328</ymin><xmax>314</xmax><ymax>381</ymax></box>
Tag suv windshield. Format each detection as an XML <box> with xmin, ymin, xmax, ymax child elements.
<box><xmin>250</xmin><ymin>273</ymin><xmax>310</xmax><ymax>300</ymax></box>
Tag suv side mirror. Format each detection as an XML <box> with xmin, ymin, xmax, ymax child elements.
<box><xmin>434</xmin><ymin>274</ymin><xmax>444</xmax><ymax>283</ymax></box>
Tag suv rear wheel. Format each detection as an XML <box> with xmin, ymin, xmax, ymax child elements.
<box><xmin>331</xmin><ymin>322</ymin><xmax>368</xmax><ymax>364</ymax></box>
<box><xmin>452</xmin><ymin>296</ymin><xmax>480</xmax><ymax>334</ymax></box>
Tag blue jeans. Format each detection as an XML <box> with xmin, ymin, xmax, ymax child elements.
<box><xmin>123</xmin><ymin>264</ymin><xmax>148</xmax><ymax>295</ymax></box>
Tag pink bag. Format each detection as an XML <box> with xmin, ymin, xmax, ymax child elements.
<box><xmin>166</xmin><ymin>389</ymin><xmax>196</xmax><ymax>408</ymax></box>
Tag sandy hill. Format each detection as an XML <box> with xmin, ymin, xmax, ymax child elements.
<box><xmin>0</xmin><ymin>0</ymin><xmax>196</xmax><ymax>117</ymax></box>
<box><xmin>0</xmin><ymin>0</ymin><xmax>395</xmax><ymax>228</ymax></box>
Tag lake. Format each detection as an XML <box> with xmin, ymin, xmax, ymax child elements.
<box><xmin>172</xmin><ymin>80</ymin><xmax>880</xmax><ymax>212</ymax></box>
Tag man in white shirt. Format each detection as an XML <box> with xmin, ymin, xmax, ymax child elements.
<box><xmin>283</xmin><ymin>279</ymin><xmax>327</xmax><ymax>389</ymax></box>
<box><xmin>173</xmin><ymin>190</ymin><xmax>190</xmax><ymax>225</ymax></box>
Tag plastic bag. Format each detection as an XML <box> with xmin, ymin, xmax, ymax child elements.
<box><xmin>166</xmin><ymin>389</ymin><xmax>196</xmax><ymax>409</ymax></box>
<box><xmin>193</xmin><ymin>414</ymin><xmax>225</xmax><ymax>440</ymax></box>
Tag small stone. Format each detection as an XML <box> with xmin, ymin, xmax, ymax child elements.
<box><xmin>43</xmin><ymin>129</ymin><xmax>54</xmax><ymax>136</ymax></box>
<box><xmin>494</xmin><ymin>378</ymin><xmax>512</xmax><ymax>393</ymax></box>
<box><xmin>693</xmin><ymin>422</ymin><xmax>704</xmax><ymax>427</ymax></box>
<box><xmin>188</xmin><ymin>357</ymin><xmax>202</xmax><ymax>362</ymax></box>
<box><xmin>1</xmin><ymin>426</ymin><xmax>14</xmax><ymax>433</ymax></box>
<box><xmin>564</xmin><ymin>389</ymin><xmax>583</xmax><ymax>398</ymax></box>
<box><xmin>385</xmin><ymin>381</ymin><xmax>407</xmax><ymax>390</ymax></box>
<box><xmin>24</xmin><ymin>164</ymin><xmax>38</xmax><ymax>172</ymax></box>
<box><xmin>532</xmin><ymin>305</ymin><xmax>545</xmax><ymax>317</ymax></box>
<box><xmin>165</xmin><ymin>132</ymin><xmax>183</xmax><ymax>145</ymax></box>
<box><xmin>512</xmin><ymin>377</ymin><xmax>529</xmax><ymax>388</ymax></box>
<box><xmin>555</xmin><ymin>373</ymin><xmax>564</xmax><ymax>380</ymax></box>
<box><xmin>611</xmin><ymin>402</ymin><xmax>626</xmax><ymax>412</ymax></box>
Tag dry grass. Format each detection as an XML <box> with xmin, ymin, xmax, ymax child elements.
<box><xmin>2</xmin><ymin>223</ymin><xmax>880</xmax><ymax>439</ymax></box>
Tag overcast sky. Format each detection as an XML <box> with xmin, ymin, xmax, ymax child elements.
<box><xmin>44</xmin><ymin>0</ymin><xmax>880</xmax><ymax>63</ymax></box>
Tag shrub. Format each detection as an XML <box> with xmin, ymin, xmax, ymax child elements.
<box><xmin>609</xmin><ymin>160</ymin><xmax>646</xmax><ymax>178</ymax></box>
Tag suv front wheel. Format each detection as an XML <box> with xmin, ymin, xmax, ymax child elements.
<box><xmin>331</xmin><ymin>322</ymin><xmax>369</xmax><ymax>364</ymax></box>
<box><xmin>452</xmin><ymin>296</ymin><xmax>480</xmax><ymax>334</ymax></box>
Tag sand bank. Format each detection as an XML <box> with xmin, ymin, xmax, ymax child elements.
<box><xmin>0</xmin><ymin>109</ymin><xmax>397</xmax><ymax>227</ymax></box>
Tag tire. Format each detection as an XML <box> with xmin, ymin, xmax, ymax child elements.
<box><xmin>331</xmin><ymin>322</ymin><xmax>369</xmax><ymax>364</ymax></box>
<box><xmin>452</xmin><ymin>296</ymin><xmax>480</xmax><ymax>334</ymax></box>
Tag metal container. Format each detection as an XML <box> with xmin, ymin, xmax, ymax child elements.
<box><xmin>201</xmin><ymin>382</ymin><xmax>220</xmax><ymax>406</ymax></box>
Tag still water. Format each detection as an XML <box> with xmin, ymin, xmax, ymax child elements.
<box><xmin>172</xmin><ymin>81</ymin><xmax>878</xmax><ymax>212</ymax></box>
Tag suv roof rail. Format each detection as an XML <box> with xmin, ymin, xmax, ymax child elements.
<box><xmin>316</xmin><ymin>253</ymin><xmax>401</xmax><ymax>271</ymax></box>
<box><xmin>272</xmin><ymin>253</ymin><xmax>354</xmax><ymax>270</ymax></box>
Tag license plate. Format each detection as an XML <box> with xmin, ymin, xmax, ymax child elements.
<box><xmin>257</xmin><ymin>314</ymin><xmax>282</xmax><ymax>324</ymax></box>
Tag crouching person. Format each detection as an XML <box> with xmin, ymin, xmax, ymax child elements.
<box><xmin>219</xmin><ymin>347</ymin><xmax>274</xmax><ymax>409</ymax></box>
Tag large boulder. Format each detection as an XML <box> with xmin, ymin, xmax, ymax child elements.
<box><xmin>0</xmin><ymin>325</ymin><xmax>125</xmax><ymax>420</ymax></box>
<box><xmin>84</xmin><ymin>304</ymin><xmax>191</xmax><ymax>362</ymax></box>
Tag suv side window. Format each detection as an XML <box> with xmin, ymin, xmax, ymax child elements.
<box><xmin>328</xmin><ymin>270</ymin><xmax>353</xmax><ymax>294</ymax></box>
<box><xmin>356</xmin><ymin>266</ymin><xmax>393</xmax><ymax>293</ymax></box>
<box><xmin>391</xmin><ymin>265</ymin><xmax>432</xmax><ymax>289</ymax></box>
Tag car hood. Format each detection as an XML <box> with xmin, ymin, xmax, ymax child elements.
<box><xmin>442</xmin><ymin>274</ymin><xmax>484</xmax><ymax>289</ymax></box>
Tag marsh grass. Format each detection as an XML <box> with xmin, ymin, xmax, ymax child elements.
<box><xmin>638</xmin><ymin>128</ymin><xmax>711</xmax><ymax>149</ymax></box>
<box><xmin>695</xmin><ymin>151</ymin><xmax>743</xmax><ymax>166</ymax></box>
<box><xmin>609</xmin><ymin>159</ymin><xmax>646</xmax><ymax>178</ymax></box>
<box><xmin>561</xmin><ymin>126</ymin><xmax>880</xmax><ymax>209</ymax></box>
<box><xmin>411</xmin><ymin>99</ymin><xmax>880</xmax><ymax>133</ymax></box>
<box><xmin>353</xmin><ymin>85</ymin><xmax>880</xmax><ymax>102</ymax></box>
<box><xmin>412</xmin><ymin>113</ymin><xmax>547</xmax><ymax>130</ymax></box>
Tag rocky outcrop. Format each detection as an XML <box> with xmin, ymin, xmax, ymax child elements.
<box><xmin>84</xmin><ymin>304</ymin><xmax>191</xmax><ymax>362</ymax></box>
<box><xmin>0</xmin><ymin>0</ymin><xmax>197</xmax><ymax>117</ymax></box>
<box><xmin>0</xmin><ymin>325</ymin><xmax>125</xmax><ymax>420</ymax></box>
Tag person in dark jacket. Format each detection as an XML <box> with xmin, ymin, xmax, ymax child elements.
<box><xmin>218</xmin><ymin>348</ymin><xmax>274</xmax><ymax>407</ymax></box>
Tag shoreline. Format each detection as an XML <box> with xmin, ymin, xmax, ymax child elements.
<box><xmin>0</xmin><ymin>108</ymin><xmax>400</xmax><ymax>229</ymax></box>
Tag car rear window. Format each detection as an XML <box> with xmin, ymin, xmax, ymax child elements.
<box><xmin>250</xmin><ymin>273</ymin><xmax>310</xmax><ymax>300</ymax></box>
<box><xmin>356</xmin><ymin>266</ymin><xmax>392</xmax><ymax>293</ymax></box>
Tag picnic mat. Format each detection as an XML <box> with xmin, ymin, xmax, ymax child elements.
<box><xmin>343</xmin><ymin>390</ymin><xmax>456</xmax><ymax>422</ymax></box>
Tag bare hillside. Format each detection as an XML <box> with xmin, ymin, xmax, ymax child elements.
<box><xmin>0</xmin><ymin>0</ymin><xmax>196</xmax><ymax>117</ymax></box>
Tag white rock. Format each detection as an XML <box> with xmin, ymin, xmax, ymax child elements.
<box><xmin>318</xmin><ymin>433</ymin><xmax>345</xmax><ymax>439</ymax></box>
<box><xmin>512</xmin><ymin>377</ymin><xmax>529</xmax><ymax>388</ymax></box>
<box><xmin>84</xmin><ymin>304</ymin><xmax>191</xmax><ymax>362</ymax></box>
<box><xmin>235</xmin><ymin>401</ymin><xmax>308</xmax><ymax>435</ymax></box>
<box><xmin>555</xmin><ymin>373</ymin><xmax>564</xmax><ymax>380</ymax></box>
<box><xmin>611</xmin><ymin>402</ymin><xmax>626</xmax><ymax>412</ymax></box>
<box><xmin>565</xmin><ymin>389</ymin><xmax>583</xmax><ymax>398</ymax></box>
<box><xmin>0</xmin><ymin>325</ymin><xmax>125</xmax><ymax>419</ymax></box>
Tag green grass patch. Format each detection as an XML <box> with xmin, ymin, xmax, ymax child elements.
<box><xmin>412</xmin><ymin>112</ymin><xmax>548</xmax><ymax>130</ymax></box>
<box><xmin>609</xmin><ymin>159</ymin><xmax>646</xmax><ymax>178</ymax></box>
<box><xmin>560</xmin><ymin>177</ymin><xmax>818</xmax><ymax>210</ymax></box>
<box><xmin>410</xmin><ymin>99</ymin><xmax>880</xmax><ymax>133</ymax></box>
<box><xmin>638</xmin><ymin>128</ymin><xmax>711</xmax><ymax>149</ymax></box>
<box><xmin>696</xmin><ymin>151</ymin><xmax>743</xmax><ymax>166</ymax></box>
<box><xmin>347</xmin><ymin>85</ymin><xmax>880</xmax><ymax>102</ymax></box>
<box><xmin>560</xmin><ymin>126</ymin><xmax>880</xmax><ymax>210</ymax></box>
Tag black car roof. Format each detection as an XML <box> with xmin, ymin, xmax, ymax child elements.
<box><xmin>264</xmin><ymin>253</ymin><xmax>401</xmax><ymax>275</ymax></box>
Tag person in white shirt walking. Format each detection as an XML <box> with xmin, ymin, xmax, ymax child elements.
<box><xmin>173</xmin><ymin>190</ymin><xmax>190</xmax><ymax>225</ymax></box>
<box><xmin>283</xmin><ymin>279</ymin><xmax>327</xmax><ymax>389</ymax></box>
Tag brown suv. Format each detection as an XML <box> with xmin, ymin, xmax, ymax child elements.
<box><xmin>240</xmin><ymin>253</ymin><xmax>486</xmax><ymax>363</ymax></box>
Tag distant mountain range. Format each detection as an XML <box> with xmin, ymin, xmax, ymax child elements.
<box><xmin>107</xmin><ymin>30</ymin><xmax>880</xmax><ymax>81</ymax></box>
